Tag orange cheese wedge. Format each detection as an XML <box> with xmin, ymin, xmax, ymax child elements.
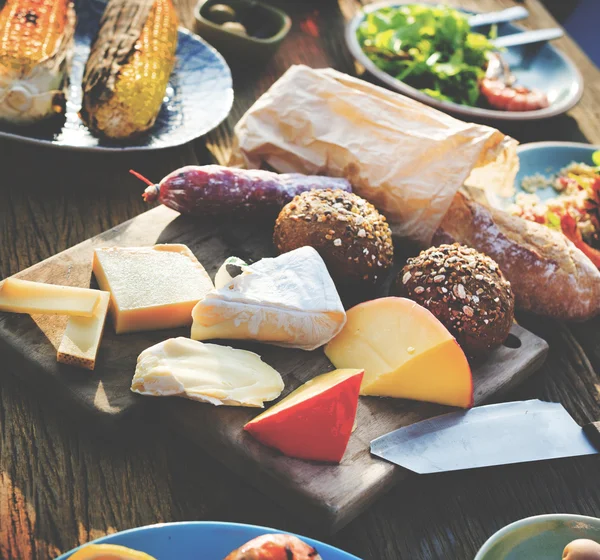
<box><xmin>325</xmin><ymin>297</ymin><xmax>473</xmax><ymax>408</ymax></box>
<box><xmin>244</xmin><ymin>368</ymin><xmax>363</xmax><ymax>463</ymax></box>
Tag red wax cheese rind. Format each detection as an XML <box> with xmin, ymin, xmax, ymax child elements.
<box><xmin>244</xmin><ymin>369</ymin><xmax>364</xmax><ymax>463</ymax></box>
<box><xmin>324</xmin><ymin>297</ymin><xmax>473</xmax><ymax>408</ymax></box>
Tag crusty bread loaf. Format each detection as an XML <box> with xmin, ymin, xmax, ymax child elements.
<box><xmin>432</xmin><ymin>192</ymin><xmax>600</xmax><ymax>321</ymax></box>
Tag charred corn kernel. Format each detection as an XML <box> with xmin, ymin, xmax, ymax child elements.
<box><xmin>0</xmin><ymin>0</ymin><xmax>75</xmax><ymax>124</ymax></box>
<box><xmin>68</xmin><ymin>543</ymin><xmax>157</xmax><ymax>560</ymax></box>
<box><xmin>0</xmin><ymin>0</ymin><xmax>69</xmax><ymax>73</ymax></box>
<box><xmin>81</xmin><ymin>0</ymin><xmax>178</xmax><ymax>140</ymax></box>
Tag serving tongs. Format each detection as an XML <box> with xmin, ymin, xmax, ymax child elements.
<box><xmin>470</xmin><ymin>6</ymin><xmax>563</xmax><ymax>49</ymax></box>
<box><xmin>468</xmin><ymin>6</ymin><xmax>529</xmax><ymax>28</ymax></box>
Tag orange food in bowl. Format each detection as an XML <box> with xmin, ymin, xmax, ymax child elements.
<box><xmin>68</xmin><ymin>543</ymin><xmax>156</xmax><ymax>560</ymax></box>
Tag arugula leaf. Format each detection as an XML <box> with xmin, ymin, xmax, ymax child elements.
<box><xmin>357</xmin><ymin>4</ymin><xmax>496</xmax><ymax>107</ymax></box>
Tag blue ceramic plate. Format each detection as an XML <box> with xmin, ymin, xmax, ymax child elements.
<box><xmin>55</xmin><ymin>521</ymin><xmax>361</xmax><ymax>559</ymax></box>
<box><xmin>516</xmin><ymin>142</ymin><xmax>600</xmax><ymax>197</ymax></box>
<box><xmin>345</xmin><ymin>1</ymin><xmax>583</xmax><ymax>121</ymax></box>
<box><xmin>0</xmin><ymin>0</ymin><xmax>233</xmax><ymax>152</ymax></box>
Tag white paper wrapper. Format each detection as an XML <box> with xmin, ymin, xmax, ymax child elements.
<box><xmin>230</xmin><ymin>65</ymin><xmax>518</xmax><ymax>245</ymax></box>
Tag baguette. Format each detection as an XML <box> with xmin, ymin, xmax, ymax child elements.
<box><xmin>432</xmin><ymin>192</ymin><xmax>600</xmax><ymax>321</ymax></box>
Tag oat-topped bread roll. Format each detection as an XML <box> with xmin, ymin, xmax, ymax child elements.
<box><xmin>433</xmin><ymin>192</ymin><xmax>600</xmax><ymax>321</ymax></box>
<box><xmin>395</xmin><ymin>244</ymin><xmax>514</xmax><ymax>358</ymax></box>
<box><xmin>274</xmin><ymin>190</ymin><xmax>393</xmax><ymax>288</ymax></box>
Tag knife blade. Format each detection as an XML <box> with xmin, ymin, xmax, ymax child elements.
<box><xmin>370</xmin><ymin>400</ymin><xmax>599</xmax><ymax>474</ymax></box>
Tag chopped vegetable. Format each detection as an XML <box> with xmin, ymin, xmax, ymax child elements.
<box><xmin>511</xmin><ymin>159</ymin><xmax>600</xmax><ymax>257</ymax></box>
<box><xmin>357</xmin><ymin>4</ymin><xmax>496</xmax><ymax>106</ymax></box>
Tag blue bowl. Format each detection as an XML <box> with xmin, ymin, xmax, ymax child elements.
<box><xmin>514</xmin><ymin>141</ymin><xmax>600</xmax><ymax>203</ymax></box>
<box><xmin>346</xmin><ymin>1</ymin><xmax>583</xmax><ymax>121</ymax></box>
<box><xmin>474</xmin><ymin>514</ymin><xmax>600</xmax><ymax>560</ymax></box>
<box><xmin>55</xmin><ymin>521</ymin><xmax>362</xmax><ymax>559</ymax></box>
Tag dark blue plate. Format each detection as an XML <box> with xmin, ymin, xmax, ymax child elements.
<box><xmin>0</xmin><ymin>0</ymin><xmax>233</xmax><ymax>151</ymax></box>
<box><xmin>55</xmin><ymin>521</ymin><xmax>362</xmax><ymax>559</ymax></box>
<box><xmin>346</xmin><ymin>1</ymin><xmax>583</xmax><ymax>121</ymax></box>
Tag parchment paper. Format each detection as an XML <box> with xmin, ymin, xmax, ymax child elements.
<box><xmin>230</xmin><ymin>65</ymin><xmax>518</xmax><ymax>245</ymax></box>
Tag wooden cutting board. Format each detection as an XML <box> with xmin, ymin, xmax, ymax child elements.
<box><xmin>0</xmin><ymin>205</ymin><xmax>549</xmax><ymax>531</ymax></box>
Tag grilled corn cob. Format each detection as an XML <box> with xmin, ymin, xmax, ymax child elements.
<box><xmin>0</xmin><ymin>0</ymin><xmax>75</xmax><ymax>124</ymax></box>
<box><xmin>81</xmin><ymin>0</ymin><xmax>178</xmax><ymax>140</ymax></box>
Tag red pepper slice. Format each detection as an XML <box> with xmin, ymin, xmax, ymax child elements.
<box><xmin>560</xmin><ymin>213</ymin><xmax>600</xmax><ymax>268</ymax></box>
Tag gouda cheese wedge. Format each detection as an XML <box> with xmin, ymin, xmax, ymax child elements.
<box><xmin>93</xmin><ymin>245</ymin><xmax>214</xmax><ymax>334</ymax></box>
<box><xmin>0</xmin><ymin>278</ymin><xmax>102</xmax><ymax>317</ymax></box>
<box><xmin>57</xmin><ymin>291</ymin><xmax>110</xmax><ymax>370</ymax></box>
<box><xmin>325</xmin><ymin>297</ymin><xmax>473</xmax><ymax>408</ymax></box>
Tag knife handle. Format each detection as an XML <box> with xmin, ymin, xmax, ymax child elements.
<box><xmin>583</xmin><ymin>422</ymin><xmax>600</xmax><ymax>450</ymax></box>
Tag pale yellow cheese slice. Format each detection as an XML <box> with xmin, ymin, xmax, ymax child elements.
<box><xmin>0</xmin><ymin>278</ymin><xmax>102</xmax><ymax>317</ymax></box>
<box><xmin>93</xmin><ymin>244</ymin><xmax>214</xmax><ymax>334</ymax></box>
<box><xmin>57</xmin><ymin>291</ymin><xmax>110</xmax><ymax>370</ymax></box>
<box><xmin>131</xmin><ymin>337</ymin><xmax>284</xmax><ymax>407</ymax></box>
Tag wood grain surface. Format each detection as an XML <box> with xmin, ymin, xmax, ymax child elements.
<box><xmin>1</xmin><ymin>0</ymin><xmax>600</xmax><ymax>559</ymax></box>
<box><xmin>0</xmin><ymin>203</ymin><xmax>549</xmax><ymax>532</ymax></box>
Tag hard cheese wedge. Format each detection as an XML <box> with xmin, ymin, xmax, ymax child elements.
<box><xmin>0</xmin><ymin>278</ymin><xmax>102</xmax><ymax>317</ymax></box>
<box><xmin>57</xmin><ymin>291</ymin><xmax>110</xmax><ymax>370</ymax></box>
<box><xmin>191</xmin><ymin>246</ymin><xmax>346</xmax><ymax>351</ymax></box>
<box><xmin>325</xmin><ymin>297</ymin><xmax>473</xmax><ymax>408</ymax></box>
<box><xmin>93</xmin><ymin>244</ymin><xmax>214</xmax><ymax>333</ymax></box>
<box><xmin>244</xmin><ymin>369</ymin><xmax>363</xmax><ymax>463</ymax></box>
<box><xmin>131</xmin><ymin>337</ymin><xmax>284</xmax><ymax>407</ymax></box>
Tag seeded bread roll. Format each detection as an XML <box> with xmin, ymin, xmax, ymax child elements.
<box><xmin>395</xmin><ymin>243</ymin><xmax>514</xmax><ymax>358</ymax></box>
<box><xmin>274</xmin><ymin>190</ymin><xmax>394</xmax><ymax>288</ymax></box>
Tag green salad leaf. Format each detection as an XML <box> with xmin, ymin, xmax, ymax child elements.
<box><xmin>593</xmin><ymin>150</ymin><xmax>600</xmax><ymax>167</ymax></box>
<box><xmin>357</xmin><ymin>4</ymin><xmax>496</xmax><ymax>106</ymax></box>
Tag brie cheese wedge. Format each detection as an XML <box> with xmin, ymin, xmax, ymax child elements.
<box><xmin>131</xmin><ymin>337</ymin><xmax>284</xmax><ymax>407</ymax></box>
<box><xmin>191</xmin><ymin>246</ymin><xmax>346</xmax><ymax>351</ymax></box>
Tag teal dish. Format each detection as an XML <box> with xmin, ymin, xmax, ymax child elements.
<box><xmin>516</xmin><ymin>142</ymin><xmax>600</xmax><ymax>201</ymax></box>
<box><xmin>55</xmin><ymin>521</ymin><xmax>361</xmax><ymax>559</ymax></box>
<box><xmin>194</xmin><ymin>0</ymin><xmax>291</xmax><ymax>65</ymax></box>
<box><xmin>345</xmin><ymin>1</ymin><xmax>583</xmax><ymax>121</ymax></box>
<box><xmin>0</xmin><ymin>0</ymin><xmax>233</xmax><ymax>152</ymax></box>
<box><xmin>475</xmin><ymin>514</ymin><xmax>600</xmax><ymax>560</ymax></box>
<box><xmin>488</xmin><ymin>142</ymin><xmax>599</xmax><ymax>211</ymax></box>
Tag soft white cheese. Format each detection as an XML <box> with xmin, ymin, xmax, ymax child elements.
<box><xmin>131</xmin><ymin>337</ymin><xmax>284</xmax><ymax>408</ymax></box>
<box><xmin>191</xmin><ymin>246</ymin><xmax>346</xmax><ymax>351</ymax></box>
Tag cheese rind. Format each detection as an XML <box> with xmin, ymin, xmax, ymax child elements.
<box><xmin>93</xmin><ymin>244</ymin><xmax>214</xmax><ymax>334</ymax></box>
<box><xmin>325</xmin><ymin>297</ymin><xmax>473</xmax><ymax>408</ymax></box>
<box><xmin>244</xmin><ymin>369</ymin><xmax>364</xmax><ymax>463</ymax></box>
<box><xmin>131</xmin><ymin>337</ymin><xmax>284</xmax><ymax>407</ymax></box>
<box><xmin>0</xmin><ymin>278</ymin><xmax>102</xmax><ymax>317</ymax></box>
<box><xmin>57</xmin><ymin>291</ymin><xmax>110</xmax><ymax>370</ymax></box>
<box><xmin>191</xmin><ymin>247</ymin><xmax>346</xmax><ymax>351</ymax></box>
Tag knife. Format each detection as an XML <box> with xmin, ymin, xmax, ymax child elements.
<box><xmin>370</xmin><ymin>400</ymin><xmax>599</xmax><ymax>474</ymax></box>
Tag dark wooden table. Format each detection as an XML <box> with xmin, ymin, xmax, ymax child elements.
<box><xmin>1</xmin><ymin>0</ymin><xmax>600</xmax><ymax>558</ymax></box>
